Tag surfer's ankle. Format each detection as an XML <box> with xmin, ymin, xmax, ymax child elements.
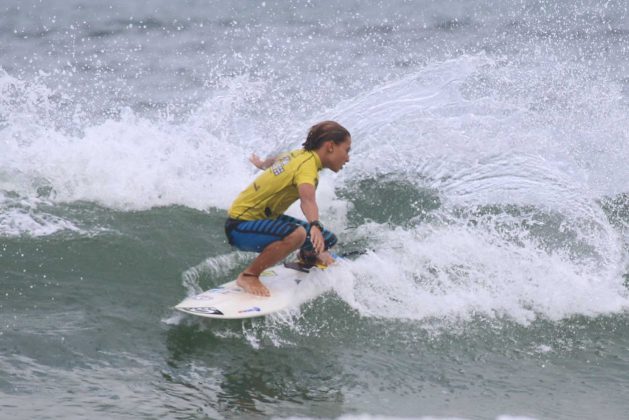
<box><xmin>237</xmin><ymin>272</ymin><xmax>270</xmax><ymax>297</ymax></box>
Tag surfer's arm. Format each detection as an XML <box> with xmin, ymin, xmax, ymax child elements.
<box><xmin>249</xmin><ymin>154</ymin><xmax>277</xmax><ymax>170</ymax></box>
<box><xmin>298</xmin><ymin>183</ymin><xmax>325</xmax><ymax>254</ymax></box>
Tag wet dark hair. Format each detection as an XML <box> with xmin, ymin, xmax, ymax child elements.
<box><xmin>302</xmin><ymin>121</ymin><xmax>351</xmax><ymax>151</ymax></box>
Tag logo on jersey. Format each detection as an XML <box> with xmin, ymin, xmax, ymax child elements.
<box><xmin>271</xmin><ymin>156</ymin><xmax>291</xmax><ymax>176</ymax></box>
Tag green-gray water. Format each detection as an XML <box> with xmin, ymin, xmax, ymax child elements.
<box><xmin>2</xmin><ymin>1</ymin><xmax>629</xmax><ymax>418</ymax></box>
<box><xmin>2</xmin><ymin>199</ymin><xmax>628</xmax><ymax>418</ymax></box>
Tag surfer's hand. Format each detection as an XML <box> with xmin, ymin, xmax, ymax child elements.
<box><xmin>310</xmin><ymin>225</ymin><xmax>325</xmax><ymax>255</ymax></box>
<box><xmin>250</xmin><ymin>154</ymin><xmax>277</xmax><ymax>170</ymax></box>
<box><xmin>249</xmin><ymin>154</ymin><xmax>265</xmax><ymax>170</ymax></box>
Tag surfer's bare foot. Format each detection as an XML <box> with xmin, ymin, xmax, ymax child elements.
<box><xmin>298</xmin><ymin>250</ymin><xmax>335</xmax><ymax>267</ymax></box>
<box><xmin>316</xmin><ymin>251</ymin><xmax>335</xmax><ymax>266</ymax></box>
<box><xmin>236</xmin><ymin>272</ymin><xmax>270</xmax><ymax>297</ymax></box>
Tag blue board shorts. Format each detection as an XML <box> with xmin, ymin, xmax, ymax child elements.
<box><xmin>224</xmin><ymin>215</ymin><xmax>337</xmax><ymax>254</ymax></box>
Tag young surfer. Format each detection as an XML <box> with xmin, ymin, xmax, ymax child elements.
<box><xmin>224</xmin><ymin>121</ymin><xmax>352</xmax><ymax>296</ymax></box>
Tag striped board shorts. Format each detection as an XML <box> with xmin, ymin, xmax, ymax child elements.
<box><xmin>224</xmin><ymin>215</ymin><xmax>337</xmax><ymax>253</ymax></box>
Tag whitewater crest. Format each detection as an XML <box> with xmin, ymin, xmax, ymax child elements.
<box><xmin>1</xmin><ymin>70</ymin><xmax>268</xmax><ymax>214</ymax></box>
<box><xmin>2</xmin><ymin>55</ymin><xmax>628</xmax><ymax>323</ymax></box>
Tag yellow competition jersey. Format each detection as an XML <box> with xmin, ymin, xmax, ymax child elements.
<box><xmin>228</xmin><ymin>149</ymin><xmax>323</xmax><ymax>220</ymax></box>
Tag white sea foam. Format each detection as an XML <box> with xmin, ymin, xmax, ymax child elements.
<box><xmin>1</xmin><ymin>70</ymin><xmax>261</xmax><ymax>212</ymax></box>
<box><xmin>2</xmin><ymin>55</ymin><xmax>627</xmax><ymax>211</ymax></box>
<box><xmin>180</xmin><ymin>251</ymin><xmax>255</xmax><ymax>297</ymax></box>
<box><xmin>333</xmin><ymin>55</ymin><xmax>629</xmax><ymax>197</ymax></box>
<box><xmin>333</xmin><ymin>221</ymin><xmax>628</xmax><ymax>324</ymax></box>
<box><xmin>0</xmin><ymin>191</ymin><xmax>83</xmax><ymax>237</ymax></box>
<box><xmin>322</xmin><ymin>55</ymin><xmax>629</xmax><ymax>324</ymax></box>
<box><xmin>2</xmin><ymin>54</ymin><xmax>628</xmax><ymax>322</ymax></box>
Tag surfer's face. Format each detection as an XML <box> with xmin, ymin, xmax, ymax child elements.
<box><xmin>326</xmin><ymin>136</ymin><xmax>351</xmax><ymax>173</ymax></box>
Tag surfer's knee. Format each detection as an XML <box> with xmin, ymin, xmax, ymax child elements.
<box><xmin>287</xmin><ymin>225</ymin><xmax>307</xmax><ymax>247</ymax></box>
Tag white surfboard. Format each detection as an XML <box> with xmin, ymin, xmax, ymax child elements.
<box><xmin>174</xmin><ymin>261</ymin><xmax>333</xmax><ymax>319</ymax></box>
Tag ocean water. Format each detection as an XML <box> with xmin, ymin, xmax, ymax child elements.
<box><xmin>1</xmin><ymin>0</ymin><xmax>628</xmax><ymax>418</ymax></box>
